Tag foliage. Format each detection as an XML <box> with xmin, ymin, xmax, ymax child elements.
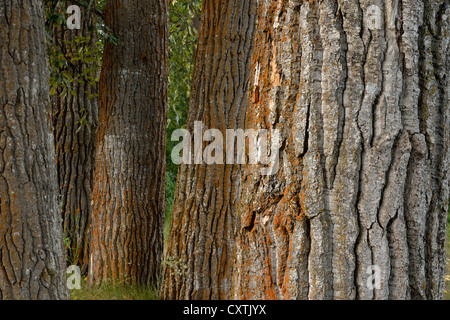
<box><xmin>167</xmin><ymin>0</ymin><xmax>202</xmax><ymax>137</ymax></box>
<box><xmin>45</xmin><ymin>0</ymin><xmax>119</xmax><ymax>138</ymax></box>
<box><xmin>45</xmin><ymin>1</ymin><xmax>105</xmax><ymax>101</ymax></box>
<box><xmin>165</xmin><ymin>0</ymin><xmax>203</xmax><ymax>228</ymax></box>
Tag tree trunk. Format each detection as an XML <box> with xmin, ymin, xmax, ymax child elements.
<box><xmin>160</xmin><ymin>0</ymin><xmax>257</xmax><ymax>300</ymax></box>
<box><xmin>50</xmin><ymin>0</ymin><xmax>99</xmax><ymax>274</ymax></box>
<box><xmin>0</xmin><ymin>0</ymin><xmax>68</xmax><ymax>300</ymax></box>
<box><xmin>232</xmin><ymin>0</ymin><xmax>449</xmax><ymax>300</ymax></box>
<box><xmin>88</xmin><ymin>0</ymin><xmax>168</xmax><ymax>286</ymax></box>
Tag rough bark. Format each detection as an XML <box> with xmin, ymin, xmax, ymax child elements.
<box><xmin>160</xmin><ymin>0</ymin><xmax>257</xmax><ymax>300</ymax></box>
<box><xmin>232</xmin><ymin>0</ymin><xmax>449</xmax><ymax>300</ymax></box>
<box><xmin>0</xmin><ymin>0</ymin><xmax>68</xmax><ymax>300</ymax></box>
<box><xmin>88</xmin><ymin>0</ymin><xmax>168</xmax><ymax>286</ymax></box>
<box><xmin>50</xmin><ymin>0</ymin><xmax>99</xmax><ymax>273</ymax></box>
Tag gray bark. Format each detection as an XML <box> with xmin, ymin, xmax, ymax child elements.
<box><xmin>232</xmin><ymin>0</ymin><xmax>449</xmax><ymax>300</ymax></box>
<box><xmin>0</xmin><ymin>0</ymin><xmax>68</xmax><ymax>300</ymax></box>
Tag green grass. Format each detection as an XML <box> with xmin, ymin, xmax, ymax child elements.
<box><xmin>70</xmin><ymin>280</ymin><xmax>159</xmax><ymax>300</ymax></box>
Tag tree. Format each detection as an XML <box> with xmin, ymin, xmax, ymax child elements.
<box><xmin>0</xmin><ymin>0</ymin><xmax>68</xmax><ymax>299</ymax></box>
<box><xmin>88</xmin><ymin>0</ymin><xmax>168</xmax><ymax>286</ymax></box>
<box><xmin>46</xmin><ymin>0</ymin><xmax>101</xmax><ymax>273</ymax></box>
<box><xmin>232</xmin><ymin>0</ymin><xmax>449</xmax><ymax>300</ymax></box>
<box><xmin>160</xmin><ymin>0</ymin><xmax>257</xmax><ymax>300</ymax></box>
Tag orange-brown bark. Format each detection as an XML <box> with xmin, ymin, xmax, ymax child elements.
<box><xmin>160</xmin><ymin>0</ymin><xmax>257</xmax><ymax>300</ymax></box>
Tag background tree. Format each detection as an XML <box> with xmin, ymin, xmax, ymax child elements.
<box><xmin>160</xmin><ymin>0</ymin><xmax>257</xmax><ymax>300</ymax></box>
<box><xmin>0</xmin><ymin>0</ymin><xmax>68</xmax><ymax>300</ymax></box>
<box><xmin>45</xmin><ymin>0</ymin><xmax>102</xmax><ymax>273</ymax></box>
<box><xmin>88</xmin><ymin>0</ymin><xmax>168</xmax><ymax>286</ymax></box>
<box><xmin>232</xmin><ymin>0</ymin><xmax>449</xmax><ymax>300</ymax></box>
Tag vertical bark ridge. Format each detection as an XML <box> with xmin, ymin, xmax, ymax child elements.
<box><xmin>301</xmin><ymin>0</ymin><xmax>334</xmax><ymax>300</ymax></box>
<box><xmin>328</xmin><ymin>0</ymin><xmax>364</xmax><ymax>300</ymax></box>
<box><xmin>231</xmin><ymin>0</ymin><xmax>311</xmax><ymax>300</ymax></box>
<box><xmin>355</xmin><ymin>0</ymin><xmax>405</xmax><ymax>300</ymax></box>
<box><xmin>419</xmin><ymin>0</ymin><xmax>449</xmax><ymax>300</ymax></box>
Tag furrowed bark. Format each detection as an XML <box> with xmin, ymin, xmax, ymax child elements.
<box><xmin>0</xmin><ymin>0</ymin><xmax>68</xmax><ymax>300</ymax></box>
<box><xmin>160</xmin><ymin>0</ymin><xmax>257</xmax><ymax>300</ymax></box>
<box><xmin>50</xmin><ymin>0</ymin><xmax>99</xmax><ymax>274</ymax></box>
<box><xmin>232</xmin><ymin>0</ymin><xmax>449</xmax><ymax>300</ymax></box>
<box><xmin>88</xmin><ymin>0</ymin><xmax>168</xmax><ymax>286</ymax></box>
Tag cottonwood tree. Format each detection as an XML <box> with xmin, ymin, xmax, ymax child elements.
<box><xmin>0</xmin><ymin>0</ymin><xmax>68</xmax><ymax>299</ymax></box>
<box><xmin>160</xmin><ymin>0</ymin><xmax>257</xmax><ymax>299</ymax></box>
<box><xmin>46</xmin><ymin>0</ymin><xmax>101</xmax><ymax>273</ymax></box>
<box><xmin>232</xmin><ymin>0</ymin><xmax>449</xmax><ymax>300</ymax></box>
<box><xmin>88</xmin><ymin>0</ymin><xmax>168</xmax><ymax>286</ymax></box>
